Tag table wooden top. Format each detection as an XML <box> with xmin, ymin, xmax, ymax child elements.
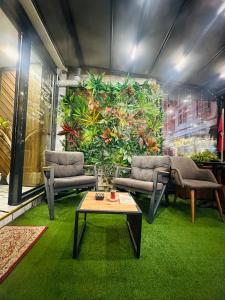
<box><xmin>78</xmin><ymin>192</ymin><xmax>140</xmax><ymax>213</ymax></box>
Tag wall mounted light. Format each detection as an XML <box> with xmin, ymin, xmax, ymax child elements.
<box><xmin>183</xmin><ymin>95</ymin><xmax>192</xmax><ymax>103</ymax></box>
<box><xmin>2</xmin><ymin>46</ymin><xmax>18</xmax><ymax>62</ymax></box>
<box><xmin>167</xmin><ymin>109</ymin><xmax>173</xmax><ymax>114</ymax></box>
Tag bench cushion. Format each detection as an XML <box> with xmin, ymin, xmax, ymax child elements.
<box><xmin>54</xmin><ymin>175</ymin><xmax>97</xmax><ymax>189</ymax></box>
<box><xmin>131</xmin><ymin>155</ymin><xmax>170</xmax><ymax>182</ymax></box>
<box><xmin>113</xmin><ymin>178</ymin><xmax>163</xmax><ymax>192</ymax></box>
<box><xmin>45</xmin><ymin>151</ymin><xmax>84</xmax><ymax>178</ymax></box>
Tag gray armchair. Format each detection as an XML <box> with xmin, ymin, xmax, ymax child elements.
<box><xmin>43</xmin><ymin>151</ymin><xmax>97</xmax><ymax>220</ymax></box>
<box><xmin>113</xmin><ymin>156</ymin><xmax>170</xmax><ymax>223</ymax></box>
<box><xmin>171</xmin><ymin>156</ymin><xmax>223</xmax><ymax>223</ymax></box>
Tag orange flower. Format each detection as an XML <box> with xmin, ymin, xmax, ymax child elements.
<box><xmin>101</xmin><ymin>128</ymin><xmax>112</xmax><ymax>143</ymax></box>
<box><xmin>88</xmin><ymin>99</ymin><xmax>100</xmax><ymax>111</ymax></box>
<box><xmin>144</xmin><ymin>136</ymin><xmax>160</xmax><ymax>153</ymax></box>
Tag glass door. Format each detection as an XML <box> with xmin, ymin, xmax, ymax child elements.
<box><xmin>22</xmin><ymin>46</ymin><xmax>53</xmax><ymax>189</ymax></box>
<box><xmin>0</xmin><ymin>8</ymin><xmax>18</xmax><ymax>206</ymax></box>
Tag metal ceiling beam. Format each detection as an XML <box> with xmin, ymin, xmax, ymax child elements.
<box><xmin>70</xmin><ymin>65</ymin><xmax>205</xmax><ymax>90</ymax></box>
<box><xmin>69</xmin><ymin>66</ymin><xmax>216</xmax><ymax>104</ymax></box>
<box><xmin>196</xmin><ymin>45</ymin><xmax>225</xmax><ymax>76</ymax></box>
<box><xmin>59</xmin><ymin>0</ymin><xmax>84</xmax><ymax>67</ymax></box>
<box><xmin>148</xmin><ymin>0</ymin><xmax>188</xmax><ymax>75</ymax></box>
<box><xmin>70</xmin><ymin>65</ymin><xmax>149</xmax><ymax>79</ymax></box>
<box><xmin>109</xmin><ymin>0</ymin><xmax>114</xmax><ymax>71</ymax></box>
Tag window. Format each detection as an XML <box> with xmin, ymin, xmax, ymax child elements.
<box><xmin>196</xmin><ymin>100</ymin><xmax>212</xmax><ymax>118</ymax></box>
<box><xmin>178</xmin><ymin>108</ymin><xmax>187</xmax><ymax>125</ymax></box>
<box><xmin>0</xmin><ymin>8</ymin><xmax>18</xmax><ymax>199</ymax></box>
<box><xmin>22</xmin><ymin>47</ymin><xmax>53</xmax><ymax>187</ymax></box>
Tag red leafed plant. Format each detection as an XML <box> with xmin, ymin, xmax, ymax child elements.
<box><xmin>58</xmin><ymin>123</ymin><xmax>81</xmax><ymax>138</ymax></box>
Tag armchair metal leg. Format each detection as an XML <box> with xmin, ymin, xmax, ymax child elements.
<box><xmin>214</xmin><ymin>190</ymin><xmax>224</xmax><ymax>222</ymax></box>
<box><xmin>165</xmin><ymin>193</ymin><xmax>169</xmax><ymax>207</ymax></box>
<box><xmin>173</xmin><ymin>189</ymin><xmax>178</xmax><ymax>205</ymax></box>
<box><xmin>148</xmin><ymin>185</ymin><xmax>167</xmax><ymax>224</ymax></box>
<box><xmin>190</xmin><ymin>189</ymin><xmax>196</xmax><ymax>223</ymax></box>
<box><xmin>148</xmin><ymin>188</ymin><xmax>157</xmax><ymax>224</ymax></box>
<box><xmin>49</xmin><ymin>184</ymin><xmax>55</xmax><ymax>220</ymax></box>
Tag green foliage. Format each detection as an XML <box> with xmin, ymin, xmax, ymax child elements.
<box><xmin>0</xmin><ymin>116</ymin><xmax>9</xmax><ymax>129</ymax></box>
<box><xmin>0</xmin><ymin>116</ymin><xmax>11</xmax><ymax>147</ymax></box>
<box><xmin>191</xmin><ymin>150</ymin><xmax>219</xmax><ymax>162</ymax></box>
<box><xmin>58</xmin><ymin>74</ymin><xmax>164</xmax><ymax>178</ymax></box>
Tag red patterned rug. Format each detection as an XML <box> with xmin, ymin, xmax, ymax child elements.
<box><xmin>0</xmin><ymin>226</ymin><xmax>47</xmax><ymax>283</ymax></box>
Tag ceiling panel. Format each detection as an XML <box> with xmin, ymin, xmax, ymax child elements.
<box><xmin>34</xmin><ymin>0</ymin><xmax>79</xmax><ymax>66</ymax></box>
<box><xmin>129</xmin><ymin>0</ymin><xmax>183</xmax><ymax>75</ymax></box>
<box><xmin>111</xmin><ymin>0</ymin><xmax>144</xmax><ymax>72</ymax></box>
<box><xmin>69</xmin><ymin>0</ymin><xmax>110</xmax><ymax>68</ymax></box>
<box><xmin>150</xmin><ymin>0</ymin><xmax>225</xmax><ymax>84</ymax></box>
<box><xmin>194</xmin><ymin>51</ymin><xmax>225</xmax><ymax>92</ymax></box>
<box><xmin>32</xmin><ymin>0</ymin><xmax>225</xmax><ymax>94</ymax></box>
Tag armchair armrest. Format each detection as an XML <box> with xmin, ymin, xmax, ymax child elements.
<box><xmin>42</xmin><ymin>166</ymin><xmax>55</xmax><ymax>184</ymax></box>
<box><xmin>84</xmin><ymin>164</ymin><xmax>97</xmax><ymax>177</ymax></box>
<box><xmin>115</xmin><ymin>165</ymin><xmax>131</xmax><ymax>178</ymax></box>
<box><xmin>155</xmin><ymin>169</ymin><xmax>170</xmax><ymax>180</ymax></box>
<box><xmin>153</xmin><ymin>170</ymin><xmax>170</xmax><ymax>187</ymax></box>
<box><xmin>171</xmin><ymin>168</ymin><xmax>184</xmax><ymax>188</ymax></box>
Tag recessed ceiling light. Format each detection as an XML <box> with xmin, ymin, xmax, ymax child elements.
<box><xmin>219</xmin><ymin>71</ymin><xmax>225</xmax><ymax>79</ymax></box>
<box><xmin>131</xmin><ymin>45</ymin><xmax>137</xmax><ymax>60</ymax></box>
<box><xmin>217</xmin><ymin>2</ymin><xmax>225</xmax><ymax>15</ymax></box>
<box><xmin>174</xmin><ymin>57</ymin><xmax>188</xmax><ymax>71</ymax></box>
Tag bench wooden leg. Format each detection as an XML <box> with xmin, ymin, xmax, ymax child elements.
<box><xmin>190</xmin><ymin>189</ymin><xmax>196</xmax><ymax>223</ymax></box>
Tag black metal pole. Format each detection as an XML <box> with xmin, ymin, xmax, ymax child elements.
<box><xmin>8</xmin><ymin>32</ymin><xmax>31</xmax><ymax>205</ymax></box>
<box><xmin>51</xmin><ymin>72</ymin><xmax>59</xmax><ymax>150</ymax></box>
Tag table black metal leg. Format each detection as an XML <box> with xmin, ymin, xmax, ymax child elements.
<box><xmin>73</xmin><ymin>211</ymin><xmax>87</xmax><ymax>258</ymax></box>
<box><xmin>127</xmin><ymin>213</ymin><xmax>142</xmax><ymax>258</ymax></box>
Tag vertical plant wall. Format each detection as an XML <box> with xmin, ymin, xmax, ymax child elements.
<box><xmin>58</xmin><ymin>73</ymin><xmax>164</xmax><ymax>178</ymax></box>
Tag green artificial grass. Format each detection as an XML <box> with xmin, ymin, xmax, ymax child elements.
<box><xmin>0</xmin><ymin>193</ymin><xmax>225</xmax><ymax>300</ymax></box>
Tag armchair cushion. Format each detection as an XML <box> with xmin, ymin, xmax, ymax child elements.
<box><xmin>171</xmin><ymin>157</ymin><xmax>219</xmax><ymax>185</ymax></box>
<box><xmin>54</xmin><ymin>175</ymin><xmax>97</xmax><ymax>189</ymax></box>
<box><xmin>131</xmin><ymin>156</ymin><xmax>170</xmax><ymax>183</ymax></box>
<box><xmin>182</xmin><ymin>179</ymin><xmax>222</xmax><ymax>190</ymax></box>
<box><xmin>113</xmin><ymin>178</ymin><xmax>163</xmax><ymax>192</ymax></box>
<box><xmin>45</xmin><ymin>151</ymin><xmax>84</xmax><ymax>178</ymax></box>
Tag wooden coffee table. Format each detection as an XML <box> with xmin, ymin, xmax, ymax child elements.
<box><xmin>73</xmin><ymin>192</ymin><xmax>142</xmax><ymax>258</ymax></box>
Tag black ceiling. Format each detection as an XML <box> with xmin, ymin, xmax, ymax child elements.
<box><xmin>33</xmin><ymin>0</ymin><xmax>225</xmax><ymax>94</ymax></box>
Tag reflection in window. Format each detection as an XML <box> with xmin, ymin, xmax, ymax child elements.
<box><xmin>0</xmin><ymin>8</ymin><xmax>18</xmax><ymax>201</ymax></box>
<box><xmin>23</xmin><ymin>48</ymin><xmax>53</xmax><ymax>187</ymax></box>
<box><xmin>163</xmin><ymin>93</ymin><xmax>217</xmax><ymax>156</ymax></box>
